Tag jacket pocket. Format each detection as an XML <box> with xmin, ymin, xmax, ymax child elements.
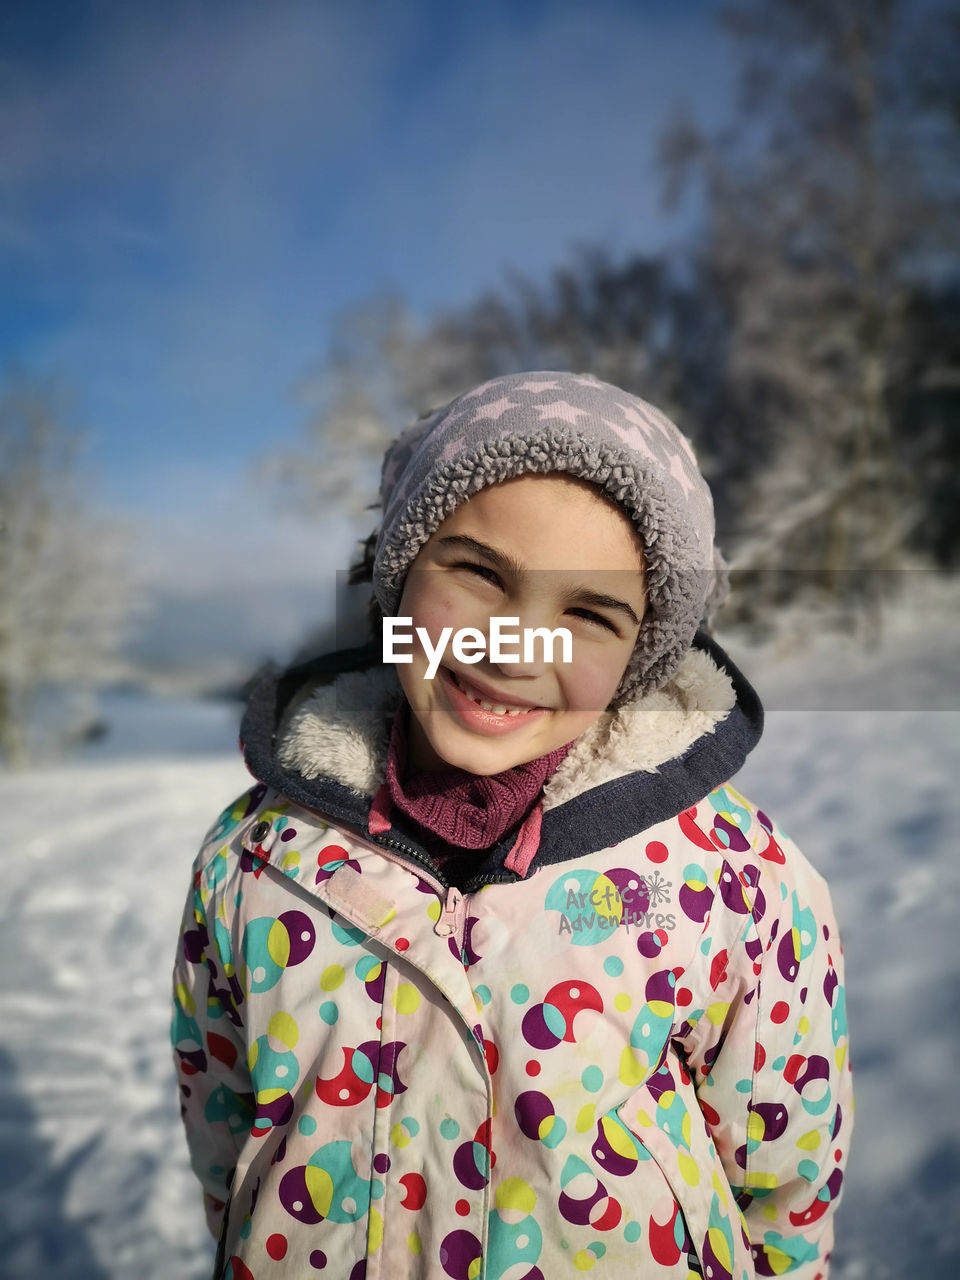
<box><xmin>615</xmin><ymin>1079</ymin><xmax>754</xmax><ymax>1280</ymax></box>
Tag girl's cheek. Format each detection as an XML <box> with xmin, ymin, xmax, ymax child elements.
<box><xmin>405</xmin><ymin>580</ymin><xmax>489</xmax><ymax>647</ymax></box>
<box><xmin>399</xmin><ymin>575</ymin><xmax>454</xmax><ymax>642</ymax></box>
<box><xmin>408</xmin><ymin>594</ymin><xmax>464</xmax><ymax>645</ymax></box>
<box><xmin>564</xmin><ymin>650</ymin><xmax>628</xmax><ymax>713</ymax></box>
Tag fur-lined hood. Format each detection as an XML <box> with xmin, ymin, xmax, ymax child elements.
<box><xmin>238</xmin><ymin>630</ymin><xmax>763</xmax><ymax>890</ymax></box>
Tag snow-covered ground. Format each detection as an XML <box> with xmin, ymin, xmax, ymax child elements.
<box><xmin>2</xmin><ymin>586</ymin><xmax>958</xmax><ymax>1278</ymax></box>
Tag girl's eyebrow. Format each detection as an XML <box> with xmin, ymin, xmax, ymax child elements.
<box><xmin>436</xmin><ymin>534</ymin><xmax>643</xmax><ymax>628</ymax></box>
<box><xmin>571</xmin><ymin>588</ymin><xmax>642</xmax><ymax>628</ymax></box>
<box><xmin>437</xmin><ymin>534</ymin><xmax>524</xmax><ymax>576</ymax></box>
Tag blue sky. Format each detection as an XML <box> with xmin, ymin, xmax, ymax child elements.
<box><xmin>2</xmin><ymin>0</ymin><xmax>737</xmax><ymax>674</ymax></box>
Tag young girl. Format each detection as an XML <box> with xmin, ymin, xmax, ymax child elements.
<box><xmin>172</xmin><ymin>371</ymin><xmax>852</xmax><ymax>1279</ymax></box>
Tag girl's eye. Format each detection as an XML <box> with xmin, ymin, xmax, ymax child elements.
<box><xmin>448</xmin><ymin>566</ymin><xmax>618</xmax><ymax>632</ymax></box>
<box><xmin>568</xmin><ymin>608</ymin><xmax>618</xmax><ymax>634</ymax></box>
<box><xmin>455</xmin><ymin>560</ymin><xmax>502</xmax><ymax>586</ymax></box>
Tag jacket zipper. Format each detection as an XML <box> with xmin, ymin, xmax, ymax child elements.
<box><xmin>436</xmin><ymin>886</ymin><xmax>466</xmax><ymax>948</ymax></box>
<box><xmin>316</xmin><ymin>821</ymin><xmax>471</xmax><ymax>953</ymax></box>
<box><xmin>287</xmin><ymin>793</ymin><xmax>517</xmax><ymax>896</ymax></box>
<box><xmin>371</xmin><ymin>844</ymin><xmax>469</xmax><ymax>954</ymax></box>
<box><xmin>293</xmin><ymin>795</ymin><xmax>454</xmax><ymax>883</ymax></box>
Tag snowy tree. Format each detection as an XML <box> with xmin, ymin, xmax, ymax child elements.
<box><xmin>268</xmin><ymin>251</ymin><xmax>704</xmax><ymax>534</ymax></box>
<box><xmin>407</xmin><ymin>247</ymin><xmax>675</xmax><ymax>404</ymax></box>
<box><xmin>265</xmin><ymin>295</ymin><xmax>426</xmax><ymax>521</ymax></box>
<box><xmin>657</xmin><ymin>0</ymin><xmax>960</xmax><ymax>639</ymax></box>
<box><xmin>275</xmin><ymin>1</ymin><xmax>959</xmax><ymax>659</ymax></box>
<box><xmin>0</xmin><ymin>371</ymin><xmax>142</xmax><ymax>765</ymax></box>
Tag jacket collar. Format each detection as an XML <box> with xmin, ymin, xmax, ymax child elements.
<box><xmin>239</xmin><ymin>630</ymin><xmax>764</xmax><ymax>888</ymax></box>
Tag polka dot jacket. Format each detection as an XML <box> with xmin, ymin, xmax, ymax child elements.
<box><xmin>171</xmin><ymin>632</ymin><xmax>853</xmax><ymax>1280</ymax></box>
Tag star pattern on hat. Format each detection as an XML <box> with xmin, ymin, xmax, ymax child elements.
<box><xmin>533</xmin><ymin>399</ymin><xmax>590</xmax><ymax>424</ymax></box>
<box><xmin>677</xmin><ymin>432</ymin><xmax>698</xmax><ymax>464</ymax></box>
<box><xmin>431</xmin><ymin>406</ymin><xmax>471</xmax><ymax>438</ymax></box>
<box><xmin>516</xmin><ymin>379</ymin><xmax>561</xmax><ymax>392</ymax></box>
<box><xmin>649</xmin><ymin>404</ymin><xmax>692</xmax><ymax>450</ymax></box>
<box><xmin>652</xmin><ymin>413</ymin><xmax>697</xmax><ymax>467</ymax></box>
<box><xmin>439</xmin><ymin>435</ymin><xmax>469</xmax><ymax>463</ymax></box>
<box><xmin>668</xmin><ymin>450</ymin><xmax>696</xmax><ymax>498</ymax></box>
<box><xmin>373</xmin><ymin>371</ymin><xmax>719</xmax><ymax>699</ymax></box>
<box><xmin>619</xmin><ymin>403</ymin><xmax>659</xmax><ymax>438</ymax></box>
<box><xmin>604</xmin><ymin>418</ymin><xmax>660</xmax><ymax>463</ymax></box>
<box><xmin>475</xmin><ymin>396</ymin><xmax>518</xmax><ymax>421</ymax></box>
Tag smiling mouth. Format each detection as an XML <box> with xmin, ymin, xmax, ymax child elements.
<box><xmin>446</xmin><ymin>668</ymin><xmax>546</xmax><ymax>717</ymax></box>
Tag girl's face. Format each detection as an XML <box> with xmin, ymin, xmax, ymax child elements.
<box><xmin>396</xmin><ymin>473</ymin><xmax>647</xmax><ymax>776</ymax></box>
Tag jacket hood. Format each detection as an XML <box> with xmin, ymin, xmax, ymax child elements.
<box><xmin>239</xmin><ymin>629</ymin><xmax>763</xmax><ymax>889</ymax></box>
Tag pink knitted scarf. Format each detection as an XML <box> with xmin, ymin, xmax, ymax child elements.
<box><xmin>369</xmin><ymin>701</ymin><xmax>572</xmax><ymax>875</ymax></box>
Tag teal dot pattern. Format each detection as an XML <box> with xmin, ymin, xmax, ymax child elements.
<box><xmin>171</xmin><ymin>780</ymin><xmax>852</xmax><ymax>1278</ymax></box>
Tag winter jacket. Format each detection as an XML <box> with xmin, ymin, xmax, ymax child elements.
<box><xmin>171</xmin><ymin>631</ymin><xmax>853</xmax><ymax>1280</ymax></box>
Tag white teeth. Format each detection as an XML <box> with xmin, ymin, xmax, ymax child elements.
<box><xmin>451</xmin><ymin>670</ymin><xmax>534</xmax><ymax>716</ymax></box>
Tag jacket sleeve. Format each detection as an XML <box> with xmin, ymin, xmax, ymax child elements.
<box><xmin>171</xmin><ymin>852</ymin><xmax>254</xmax><ymax>1239</ymax></box>
<box><xmin>676</xmin><ymin>820</ymin><xmax>853</xmax><ymax>1279</ymax></box>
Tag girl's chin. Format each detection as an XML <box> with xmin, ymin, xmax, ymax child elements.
<box><xmin>417</xmin><ymin>720</ymin><xmax>544</xmax><ymax>774</ymax></box>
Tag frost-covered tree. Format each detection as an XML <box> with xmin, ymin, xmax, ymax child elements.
<box><xmin>265</xmin><ymin>295</ymin><xmax>423</xmax><ymax>521</ymax></box>
<box><xmin>0</xmin><ymin>371</ymin><xmax>141</xmax><ymax>765</ymax></box>
<box><xmin>658</xmin><ymin>0</ymin><xmax>960</xmax><ymax>637</ymax></box>
<box><xmin>276</xmin><ymin>0</ymin><xmax>959</xmax><ymax>657</ymax></box>
<box><xmin>269</xmin><ymin>251</ymin><xmax>702</xmax><ymax>532</ymax></box>
<box><xmin>405</xmin><ymin>247</ymin><xmax>679</xmax><ymax>406</ymax></box>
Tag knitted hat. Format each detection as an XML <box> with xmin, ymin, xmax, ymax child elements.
<box><xmin>372</xmin><ymin>371</ymin><xmax>729</xmax><ymax>704</ymax></box>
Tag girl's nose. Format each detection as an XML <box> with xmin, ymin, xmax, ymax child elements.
<box><xmin>488</xmin><ymin>650</ymin><xmax>548</xmax><ymax>680</ymax></box>
<box><xmin>484</xmin><ymin>607</ymin><xmax>561</xmax><ymax>680</ymax></box>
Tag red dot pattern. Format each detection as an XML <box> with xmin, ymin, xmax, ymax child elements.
<box><xmin>700</xmin><ymin>1100</ymin><xmax>721</xmax><ymax>1126</ymax></box>
<box><xmin>784</xmin><ymin>1054</ymin><xmax>805</xmax><ymax>1083</ymax></box>
<box><xmin>180</xmin><ymin>788</ymin><xmax>853</xmax><ymax>1277</ymax></box>
<box><xmin>484</xmin><ymin>1039</ymin><xmax>500</xmax><ymax>1074</ymax></box>
<box><xmin>266</xmin><ymin>1233</ymin><xmax>288</xmax><ymax>1260</ymax></box>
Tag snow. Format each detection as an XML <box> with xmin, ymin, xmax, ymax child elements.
<box><xmin>1</xmin><ymin>757</ymin><xmax>247</xmax><ymax>1278</ymax></box>
<box><xmin>2</xmin><ymin>598</ymin><xmax>958</xmax><ymax>1278</ymax></box>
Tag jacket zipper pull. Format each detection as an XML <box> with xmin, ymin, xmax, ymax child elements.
<box><xmin>435</xmin><ymin>886</ymin><xmax>464</xmax><ymax>940</ymax></box>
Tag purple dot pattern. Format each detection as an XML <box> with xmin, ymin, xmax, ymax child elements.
<box><xmin>172</xmin><ymin>779</ymin><xmax>852</xmax><ymax>1276</ymax></box>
